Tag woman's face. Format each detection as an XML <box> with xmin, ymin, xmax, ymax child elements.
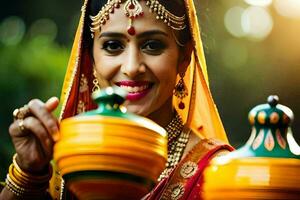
<box><xmin>93</xmin><ymin>1</ymin><xmax>183</xmax><ymax>117</ymax></box>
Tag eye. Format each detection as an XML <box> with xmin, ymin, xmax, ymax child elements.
<box><xmin>102</xmin><ymin>40</ymin><xmax>124</xmax><ymax>54</ymax></box>
<box><xmin>141</xmin><ymin>40</ymin><xmax>166</xmax><ymax>55</ymax></box>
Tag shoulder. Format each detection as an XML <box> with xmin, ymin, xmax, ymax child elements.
<box><xmin>155</xmin><ymin>135</ymin><xmax>234</xmax><ymax>199</ymax></box>
<box><xmin>183</xmin><ymin>128</ymin><xmax>234</xmax><ymax>164</ymax></box>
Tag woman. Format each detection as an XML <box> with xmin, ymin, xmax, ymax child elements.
<box><xmin>0</xmin><ymin>0</ymin><xmax>233</xmax><ymax>199</ymax></box>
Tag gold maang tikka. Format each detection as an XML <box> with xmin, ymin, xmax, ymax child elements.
<box><xmin>124</xmin><ymin>0</ymin><xmax>144</xmax><ymax>35</ymax></box>
<box><xmin>90</xmin><ymin>0</ymin><xmax>143</xmax><ymax>36</ymax></box>
<box><xmin>90</xmin><ymin>0</ymin><xmax>186</xmax><ymax>37</ymax></box>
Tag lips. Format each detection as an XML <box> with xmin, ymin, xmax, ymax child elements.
<box><xmin>115</xmin><ymin>81</ymin><xmax>153</xmax><ymax>101</ymax></box>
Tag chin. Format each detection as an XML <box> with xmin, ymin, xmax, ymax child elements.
<box><xmin>125</xmin><ymin>103</ymin><xmax>150</xmax><ymax>117</ymax></box>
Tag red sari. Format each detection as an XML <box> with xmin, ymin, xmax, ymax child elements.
<box><xmin>145</xmin><ymin>139</ymin><xmax>234</xmax><ymax>200</ymax></box>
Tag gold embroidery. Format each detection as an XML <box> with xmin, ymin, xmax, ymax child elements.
<box><xmin>79</xmin><ymin>74</ymin><xmax>88</xmax><ymax>93</ymax></box>
<box><xmin>77</xmin><ymin>100</ymin><xmax>86</xmax><ymax>114</ymax></box>
<box><xmin>180</xmin><ymin>161</ymin><xmax>198</xmax><ymax>179</ymax></box>
<box><xmin>169</xmin><ymin>183</ymin><xmax>185</xmax><ymax>200</ymax></box>
<box><xmin>49</xmin><ymin>162</ymin><xmax>64</xmax><ymax>200</ymax></box>
<box><xmin>161</xmin><ymin>138</ymin><xmax>227</xmax><ymax>199</ymax></box>
<box><xmin>59</xmin><ymin>0</ymin><xmax>88</xmax><ymax>121</ymax></box>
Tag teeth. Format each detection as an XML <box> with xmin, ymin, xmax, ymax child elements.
<box><xmin>119</xmin><ymin>85</ymin><xmax>149</xmax><ymax>93</ymax></box>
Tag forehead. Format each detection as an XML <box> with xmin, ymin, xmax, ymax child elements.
<box><xmin>99</xmin><ymin>1</ymin><xmax>171</xmax><ymax>35</ymax></box>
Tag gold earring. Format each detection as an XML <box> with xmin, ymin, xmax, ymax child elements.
<box><xmin>92</xmin><ymin>69</ymin><xmax>100</xmax><ymax>92</ymax></box>
<box><xmin>174</xmin><ymin>72</ymin><xmax>188</xmax><ymax>110</ymax></box>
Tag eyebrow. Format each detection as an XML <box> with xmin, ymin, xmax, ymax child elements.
<box><xmin>99</xmin><ymin>30</ymin><xmax>168</xmax><ymax>39</ymax></box>
<box><xmin>99</xmin><ymin>32</ymin><xmax>126</xmax><ymax>39</ymax></box>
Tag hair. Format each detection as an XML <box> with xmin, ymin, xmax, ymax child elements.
<box><xmin>83</xmin><ymin>0</ymin><xmax>191</xmax><ymax>49</ymax></box>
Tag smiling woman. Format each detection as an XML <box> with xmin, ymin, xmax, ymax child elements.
<box><xmin>92</xmin><ymin>3</ymin><xmax>181</xmax><ymax>119</ymax></box>
<box><xmin>0</xmin><ymin>0</ymin><xmax>233</xmax><ymax>199</ymax></box>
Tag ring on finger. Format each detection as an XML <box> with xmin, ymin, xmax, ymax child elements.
<box><xmin>18</xmin><ymin>119</ymin><xmax>26</xmax><ymax>132</ymax></box>
<box><xmin>13</xmin><ymin>105</ymin><xmax>31</xmax><ymax>120</ymax></box>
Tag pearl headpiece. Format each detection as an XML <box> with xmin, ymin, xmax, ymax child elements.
<box><xmin>90</xmin><ymin>0</ymin><xmax>186</xmax><ymax>37</ymax></box>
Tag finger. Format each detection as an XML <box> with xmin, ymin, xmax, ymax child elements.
<box><xmin>23</xmin><ymin>117</ymin><xmax>54</xmax><ymax>157</ymax></box>
<box><xmin>28</xmin><ymin>99</ymin><xmax>59</xmax><ymax>135</ymax></box>
<box><xmin>45</xmin><ymin>97</ymin><xmax>60</xmax><ymax>142</ymax></box>
<box><xmin>9</xmin><ymin>117</ymin><xmax>53</xmax><ymax>157</ymax></box>
<box><xmin>45</xmin><ymin>96</ymin><xmax>59</xmax><ymax>112</ymax></box>
<box><xmin>9</xmin><ymin>119</ymin><xmax>28</xmax><ymax>138</ymax></box>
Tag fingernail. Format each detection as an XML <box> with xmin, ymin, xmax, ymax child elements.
<box><xmin>48</xmin><ymin>97</ymin><xmax>59</xmax><ymax>104</ymax></box>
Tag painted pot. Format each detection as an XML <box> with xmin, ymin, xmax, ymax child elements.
<box><xmin>203</xmin><ymin>95</ymin><xmax>300</xmax><ymax>200</ymax></box>
<box><xmin>54</xmin><ymin>87</ymin><xmax>167</xmax><ymax>199</ymax></box>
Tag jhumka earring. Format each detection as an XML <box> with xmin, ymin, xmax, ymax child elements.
<box><xmin>174</xmin><ymin>72</ymin><xmax>188</xmax><ymax>110</ymax></box>
<box><xmin>92</xmin><ymin>69</ymin><xmax>101</xmax><ymax>93</ymax></box>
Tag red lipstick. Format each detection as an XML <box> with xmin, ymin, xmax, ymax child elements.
<box><xmin>115</xmin><ymin>81</ymin><xmax>153</xmax><ymax>101</ymax></box>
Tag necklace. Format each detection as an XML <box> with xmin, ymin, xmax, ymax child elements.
<box><xmin>158</xmin><ymin>113</ymin><xmax>191</xmax><ymax>181</ymax></box>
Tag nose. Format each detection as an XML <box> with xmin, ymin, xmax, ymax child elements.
<box><xmin>121</xmin><ymin>46</ymin><xmax>146</xmax><ymax>78</ymax></box>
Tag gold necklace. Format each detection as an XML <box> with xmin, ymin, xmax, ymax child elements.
<box><xmin>158</xmin><ymin>113</ymin><xmax>191</xmax><ymax>181</ymax></box>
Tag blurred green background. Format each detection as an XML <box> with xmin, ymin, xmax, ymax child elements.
<box><xmin>1</xmin><ymin>0</ymin><xmax>299</xmax><ymax>179</ymax></box>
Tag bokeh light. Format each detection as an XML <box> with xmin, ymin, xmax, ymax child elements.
<box><xmin>221</xmin><ymin>39</ymin><xmax>248</xmax><ymax>69</ymax></box>
<box><xmin>224</xmin><ymin>6</ymin><xmax>246</xmax><ymax>38</ymax></box>
<box><xmin>241</xmin><ymin>6</ymin><xmax>273</xmax><ymax>41</ymax></box>
<box><xmin>28</xmin><ymin>18</ymin><xmax>58</xmax><ymax>42</ymax></box>
<box><xmin>0</xmin><ymin>16</ymin><xmax>25</xmax><ymax>46</ymax></box>
<box><xmin>274</xmin><ymin>0</ymin><xmax>300</xmax><ymax>19</ymax></box>
<box><xmin>244</xmin><ymin>0</ymin><xmax>273</xmax><ymax>7</ymax></box>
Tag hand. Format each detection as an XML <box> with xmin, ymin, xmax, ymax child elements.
<box><xmin>9</xmin><ymin>97</ymin><xmax>59</xmax><ymax>174</ymax></box>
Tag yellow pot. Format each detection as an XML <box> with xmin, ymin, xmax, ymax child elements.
<box><xmin>203</xmin><ymin>153</ymin><xmax>300</xmax><ymax>199</ymax></box>
<box><xmin>54</xmin><ymin>89</ymin><xmax>167</xmax><ymax>199</ymax></box>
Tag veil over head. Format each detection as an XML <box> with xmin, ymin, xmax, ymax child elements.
<box><xmin>59</xmin><ymin>0</ymin><xmax>229</xmax><ymax>143</ymax></box>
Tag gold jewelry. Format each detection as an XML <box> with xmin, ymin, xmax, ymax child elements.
<box><xmin>146</xmin><ymin>0</ymin><xmax>186</xmax><ymax>30</ymax></box>
<box><xmin>171</xmin><ymin>29</ymin><xmax>185</xmax><ymax>47</ymax></box>
<box><xmin>90</xmin><ymin>0</ymin><xmax>122</xmax><ymax>38</ymax></box>
<box><xmin>18</xmin><ymin>120</ymin><xmax>26</xmax><ymax>132</ymax></box>
<box><xmin>12</xmin><ymin>154</ymin><xmax>52</xmax><ymax>182</ymax></box>
<box><xmin>92</xmin><ymin>69</ymin><xmax>101</xmax><ymax>93</ymax></box>
<box><xmin>158</xmin><ymin>113</ymin><xmax>191</xmax><ymax>181</ymax></box>
<box><xmin>165</xmin><ymin>113</ymin><xmax>183</xmax><ymax>143</ymax></box>
<box><xmin>5</xmin><ymin>175</ymin><xmax>48</xmax><ymax>197</ymax></box>
<box><xmin>13</xmin><ymin>105</ymin><xmax>30</xmax><ymax>120</ymax></box>
<box><xmin>174</xmin><ymin>72</ymin><xmax>188</xmax><ymax>110</ymax></box>
<box><xmin>5</xmin><ymin>154</ymin><xmax>52</xmax><ymax>197</ymax></box>
<box><xmin>125</xmin><ymin>0</ymin><xmax>144</xmax><ymax>35</ymax></box>
<box><xmin>90</xmin><ymin>0</ymin><xmax>186</xmax><ymax>37</ymax></box>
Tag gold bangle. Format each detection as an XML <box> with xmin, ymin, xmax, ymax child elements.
<box><xmin>12</xmin><ymin>154</ymin><xmax>52</xmax><ymax>182</ymax></box>
<box><xmin>6</xmin><ymin>173</ymin><xmax>48</xmax><ymax>197</ymax></box>
<box><xmin>5</xmin><ymin>175</ymin><xmax>26</xmax><ymax>197</ymax></box>
<box><xmin>4</xmin><ymin>154</ymin><xmax>52</xmax><ymax>198</ymax></box>
<box><xmin>8</xmin><ymin>164</ymin><xmax>24</xmax><ymax>187</ymax></box>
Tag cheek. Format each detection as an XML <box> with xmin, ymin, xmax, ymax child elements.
<box><xmin>152</xmin><ymin>54</ymin><xmax>178</xmax><ymax>84</ymax></box>
<box><xmin>93</xmin><ymin>48</ymin><xmax>120</xmax><ymax>80</ymax></box>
